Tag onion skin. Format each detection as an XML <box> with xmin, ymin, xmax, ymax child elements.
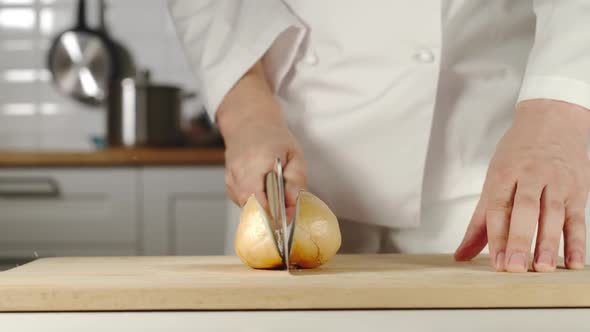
<box><xmin>289</xmin><ymin>191</ymin><xmax>341</xmax><ymax>268</ymax></box>
<box><xmin>234</xmin><ymin>195</ymin><xmax>282</xmax><ymax>269</ymax></box>
<box><xmin>235</xmin><ymin>192</ymin><xmax>341</xmax><ymax>269</ymax></box>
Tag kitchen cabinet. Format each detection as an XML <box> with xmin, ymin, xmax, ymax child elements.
<box><xmin>0</xmin><ymin>169</ymin><xmax>139</xmax><ymax>260</ymax></box>
<box><xmin>0</xmin><ymin>166</ymin><xmax>229</xmax><ymax>261</ymax></box>
<box><xmin>141</xmin><ymin>167</ymin><xmax>227</xmax><ymax>256</ymax></box>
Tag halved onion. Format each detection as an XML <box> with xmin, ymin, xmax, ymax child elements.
<box><xmin>235</xmin><ymin>191</ymin><xmax>341</xmax><ymax>269</ymax></box>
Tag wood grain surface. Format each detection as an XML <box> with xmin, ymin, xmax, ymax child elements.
<box><xmin>0</xmin><ymin>148</ymin><xmax>225</xmax><ymax>167</ymax></box>
<box><xmin>0</xmin><ymin>254</ymin><xmax>588</xmax><ymax>312</ymax></box>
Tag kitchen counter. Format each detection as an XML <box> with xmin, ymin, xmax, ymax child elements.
<box><xmin>0</xmin><ymin>148</ymin><xmax>225</xmax><ymax>167</ymax></box>
<box><xmin>1</xmin><ymin>310</ymin><xmax>589</xmax><ymax>332</ymax></box>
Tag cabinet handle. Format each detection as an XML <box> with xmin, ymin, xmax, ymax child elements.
<box><xmin>0</xmin><ymin>178</ymin><xmax>61</xmax><ymax>198</ymax></box>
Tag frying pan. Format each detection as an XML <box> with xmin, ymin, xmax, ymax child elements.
<box><xmin>47</xmin><ymin>0</ymin><xmax>114</xmax><ymax>106</ymax></box>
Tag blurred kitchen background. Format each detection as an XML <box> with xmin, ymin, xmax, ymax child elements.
<box><xmin>0</xmin><ymin>0</ymin><xmax>236</xmax><ymax>269</ymax></box>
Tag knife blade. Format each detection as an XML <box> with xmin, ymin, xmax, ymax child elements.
<box><xmin>265</xmin><ymin>157</ymin><xmax>291</xmax><ymax>270</ymax></box>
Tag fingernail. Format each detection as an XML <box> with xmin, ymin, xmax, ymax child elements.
<box><xmin>567</xmin><ymin>252</ymin><xmax>585</xmax><ymax>270</ymax></box>
<box><xmin>287</xmin><ymin>185</ymin><xmax>301</xmax><ymax>203</ymax></box>
<box><xmin>455</xmin><ymin>238</ymin><xmax>468</xmax><ymax>254</ymax></box>
<box><xmin>290</xmin><ymin>188</ymin><xmax>300</xmax><ymax>199</ymax></box>
<box><xmin>507</xmin><ymin>252</ymin><xmax>527</xmax><ymax>272</ymax></box>
<box><xmin>495</xmin><ymin>251</ymin><xmax>505</xmax><ymax>271</ymax></box>
<box><xmin>535</xmin><ymin>251</ymin><xmax>554</xmax><ymax>270</ymax></box>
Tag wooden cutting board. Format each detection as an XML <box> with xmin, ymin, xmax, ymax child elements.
<box><xmin>0</xmin><ymin>254</ymin><xmax>589</xmax><ymax>312</ymax></box>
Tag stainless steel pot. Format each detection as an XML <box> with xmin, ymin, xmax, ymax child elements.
<box><xmin>107</xmin><ymin>71</ymin><xmax>189</xmax><ymax>147</ymax></box>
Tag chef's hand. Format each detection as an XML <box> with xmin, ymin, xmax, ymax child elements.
<box><xmin>455</xmin><ymin>99</ymin><xmax>590</xmax><ymax>272</ymax></box>
<box><xmin>217</xmin><ymin>61</ymin><xmax>307</xmax><ymax>217</ymax></box>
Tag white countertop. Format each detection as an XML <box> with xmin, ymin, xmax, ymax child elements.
<box><xmin>1</xmin><ymin>309</ymin><xmax>589</xmax><ymax>332</ymax></box>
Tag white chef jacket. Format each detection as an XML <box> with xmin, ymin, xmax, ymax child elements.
<box><xmin>168</xmin><ymin>0</ymin><xmax>590</xmax><ymax>253</ymax></box>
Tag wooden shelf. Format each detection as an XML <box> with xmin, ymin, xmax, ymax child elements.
<box><xmin>0</xmin><ymin>148</ymin><xmax>225</xmax><ymax>167</ymax></box>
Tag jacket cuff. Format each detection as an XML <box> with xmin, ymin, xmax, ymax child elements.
<box><xmin>517</xmin><ymin>75</ymin><xmax>590</xmax><ymax>111</ymax></box>
<box><xmin>203</xmin><ymin>8</ymin><xmax>306</xmax><ymax>123</ymax></box>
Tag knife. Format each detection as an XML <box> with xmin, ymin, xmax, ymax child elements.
<box><xmin>265</xmin><ymin>157</ymin><xmax>292</xmax><ymax>270</ymax></box>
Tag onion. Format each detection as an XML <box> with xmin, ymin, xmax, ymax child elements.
<box><xmin>235</xmin><ymin>191</ymin><xmax>341</xmax><ymax>269</ymax></box>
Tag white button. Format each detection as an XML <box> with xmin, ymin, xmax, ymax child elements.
<box><xmin>302</xmin><ymin>52</ymin><xmax>319</xmax><ymax>66</ymax></box>
<box><xmin>414</xmin><ymin>50</ymin><xmax>435</xmax><ymax>63</ymax></box>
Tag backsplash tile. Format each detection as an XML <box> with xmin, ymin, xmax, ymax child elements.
<box><xmin>0</xmin><ymin>0</ymin><xmax>200</xmax><ymax>150</ymax></box>
<box><xmin>0</xmin><ymin>105</ymin><xmax>39</xmax><ymax>132</ymax></box>
<box><xmin>0</xmin><ymin>133</ymin><xmax>39</xmax><ymax>149</ymax></box>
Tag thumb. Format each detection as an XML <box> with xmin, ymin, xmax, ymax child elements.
<box><xmin>454</xmin><ymin>196</ymin><xmax>488</xmax><ymax>261</ymax></box>
<box><xmin>283</xmin><ymin>151</ymin><xmax>307</xmax><ymax>208</ymax></box>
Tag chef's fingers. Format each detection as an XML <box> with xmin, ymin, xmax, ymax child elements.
<box><xmin>564</xmin><ymin>192</ymin><xmax>587</xmax><ymax>270</ymax></box>
<box><xmin>232</xmin><ymin>173</ymin><xmax>266</xmax><ymax>209</ymax></box>
<box><xmin>283</xmin><ymin>150</ymin><xmax>307</xmax><ymax>208</ymax></box>
<box><xmin>485</xmin><ymin>179</ymin><xmax>516</xmax><ymax>271</ymax></box>
<box><xmin>454</xmin><ymin>196</ymin><xmax>488</xmax><ymax>261</ymax></box>
<box><xmin>285</xmin><ymin>206</ymin><xmax>296</xmax><ymax>226</ymax></box>
<box><xmin>533</xmin><ymin>186</ymin><xmax>565</xmax><ymax>272</ymax></box>
<box><xmin>234</xmin><ymin>162</ymin><xmax>272</xmax><ymax>209</ymax></box>
<box><xmin>225</xmin><ymin>170</ymin><xmax>239</xmax><ymax>206</ymax></box>
<box><xmin>503</xmin><ymin>180</ymin><xmax>543</xmax><ymax>273</ymax></box>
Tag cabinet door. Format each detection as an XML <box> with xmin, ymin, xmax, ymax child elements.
<box><xmin>141</xmin><ymin>167</ymin><xmax>228</xmax><ymax>255</ymax></box>
<box><xmin>0</xmin><ymin>169</ymin><xmax>139</xmax><ymax>260</ymax></box>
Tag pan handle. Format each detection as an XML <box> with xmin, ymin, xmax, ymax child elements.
<box><xmin>76</xmin><ymin>0</ymin><xmax>88</xmax><ymax>29</ymax></box>
<box><xmin>98</xmin><ymin>0</ymin><xmax>108</xmax><ymax>33</ymax></box>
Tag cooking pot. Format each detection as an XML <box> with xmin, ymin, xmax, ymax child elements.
<box><xmin>107</xmin><ymin>71</ymin><xmax>193</xmax><ymax>147</ymax></box>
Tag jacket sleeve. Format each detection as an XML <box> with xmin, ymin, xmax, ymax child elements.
<box><xmin>167</xmin><ymin>0</ymin><xmax>306</xmax><ymax>122</ymax></box>
<box><xmin>517</xmin><ymin>0</ymin><xmax>590</xmax><ymax>110</ymax></box>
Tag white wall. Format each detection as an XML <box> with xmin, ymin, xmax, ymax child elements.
<box><xmin>0</xmin><ymin>0</ymin><xmax>201</xmax><ymax>150</ymax></box>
